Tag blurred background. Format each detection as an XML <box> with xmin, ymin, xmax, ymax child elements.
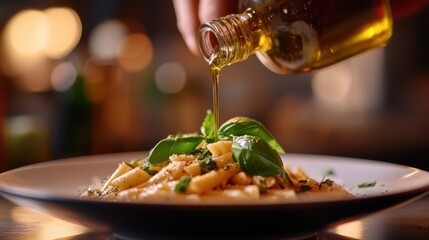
<box><xmin>0</xmin><ymin>0</ymin><xmax>428</xmax><ymax>171</ymax></box>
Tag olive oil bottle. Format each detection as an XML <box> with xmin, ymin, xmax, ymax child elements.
<box><xmin>199</xmin><ymin>0</ymin><xmax>393</xmax><ymax>73</ymax></box>
<box><xmin>198</xmin><ymin>0</ymin><xmax>392</xmax><ymax>132</ymax></box>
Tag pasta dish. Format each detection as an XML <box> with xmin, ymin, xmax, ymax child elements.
<box><xmin>81</xmin><ymin>111</ymin><xmax>351</xmax><ymax>203</ymax></box>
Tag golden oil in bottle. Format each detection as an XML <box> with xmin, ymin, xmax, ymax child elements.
<box><xmin>199</xmin><ymin>0</ymin><xmax>392</xmax><ymax>131</ymax></box>
<box><xmin>199</xmin><ymin>0</ymin><xmax>393</xmax><ymax>73</ymax></box>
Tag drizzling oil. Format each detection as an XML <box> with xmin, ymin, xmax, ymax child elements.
<box><xmin>209</xmin><ymin>54</ymin><xmax>221</xmax><ymax>141</ymax></box>
<box><xmin>200</xmin><ymin>0</ymin><xmax>393</xmax><ymax>136</ymax></box>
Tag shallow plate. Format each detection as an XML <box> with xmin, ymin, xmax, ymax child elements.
<box><xmin>1</xmin><ymin>153</ymin><xmax>429</xmax><ymax>239</ymax></box>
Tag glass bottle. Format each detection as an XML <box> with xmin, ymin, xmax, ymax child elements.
<box><xmin>198</xmin><ymin>0</ymin><xmax>393</xmax><ymax>74</ymax></box>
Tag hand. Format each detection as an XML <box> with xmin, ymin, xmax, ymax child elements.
<box><xmin>172</xmin><ymin>0</ymin><xmax>237</xmax><ymax>56</ymax></box>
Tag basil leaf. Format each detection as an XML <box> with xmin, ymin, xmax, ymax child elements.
<box><xmin>218</xmin><ymin>117</ymin><xmax>285</xmax><ymax>153</ymax></box>
<box><xmin>175</xmin><ymin>175</ymin><xmax>191</xmax><ymax>193</ymax></box>
<box><xmin>231</xmin><ymin>135</ymin><xmax>287</xmax><ymax>180</ymax></box>
<box><xmin>147</xmin><ymin>136</ymin><xmax>204</xmax><ymax>164</ymax></box>
<box><xmin>200</xmin><ymin>110</ymin><xmax>216</xmax><ymax>143</ymax></box>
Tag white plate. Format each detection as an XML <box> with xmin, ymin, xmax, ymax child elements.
<box><xmin>1</xmin><ymin>153</ymin><xmax>429</xmax><ymax>239</ymax></box>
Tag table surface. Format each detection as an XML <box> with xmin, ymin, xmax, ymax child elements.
<box><xmin>1</xmin><ymin>193</ymin><xmax>429</xmax><ymax>240</ymax></box>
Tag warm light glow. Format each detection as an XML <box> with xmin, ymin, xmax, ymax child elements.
<box><xmin>51</xmin><ymin>62</ymin><xmax>77</xmax><ymax>91</ymax></box>
<box><xmin>7</xmin><ymin>115</ymin><xmax>36</xmax><ymax>136</ymax></box>
<box><xmin>11</xmin><ymin>206</ymin><xmax>88</xmax><ymax>239</ymax></box>
<box><xmin>155</xmin><ymin>62</ymin><xmax>187</xmax><ymax>94</ymax></box>
<box><xmin>82</xmin><ymin>58</ymin><xmax>110</xmax><ymax>103</ymax></box>
<box><xmin>21</xmin><ymin>62</ymin><xmax>52</xmax><ymax>92</ymax></box>
<box><xmin>5</xmin><ymin>9</ymin><xmax>47</xmax><ymax>56</ymax></box>
<box><xmin>312</xmin><ymin>64</ymin><xmax>352</xmax><ymax>104</ymax></box>
<box><xmin>3</xmin><ymin>7</ymin><xmax>81</xmax><ymax>58</ymax></box>
<box><xmin>312</xmin><ymin>49</ymin><xmax>385</xmax><ymax>112</ymax></box>
<box><xmin>332</xmin><ymin>220</ymin><xmax>364</xmax><ymax>239</ymax></box>
<box><xmin>1</xmin><ymin>7</ymin><xmax>82</xmax><ymax>92</ymax></box>
<box><xmin>43</xmin><ymin>7</ymin><xmax>82</xmax><ymax>59</ymax></box>
<box><xmin>89</xmin><ymin>20</ymin><xmax>128</xmax><ymax>60</ymax></box>
<box><xmin>2</xmin><ymin>9</ymin><xmax>45</xmax><ymax>78</ymax></box>
<box><xmin>2</xmin><ymin>56</ymin><xmax>52</xmax><ymax>92</ymax></box>
<box><xmin>116</xmin><ymin>33</ymin><xmax>154</xmax><ymax>72</ymax></box>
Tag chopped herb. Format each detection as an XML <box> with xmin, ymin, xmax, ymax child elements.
<box><xmin>193</xmin><ymin>148</ymin><xmax>212</xmax><ymax>160</ymax></box>
<box><xmin>358</xmin><ymin>181</ymin><xmax>377</xmax><ymax>188</ymax></box>
<box><xmin>141</xmin><ymin>166</ymin><xmax>158</xmax><ymax>176</ymax></box>
<box><xmin>199</xmin><ymin>158</ymin><xmax>218</xmax><ymax>174</ymax></box>
<box><xmin>324</xmin><ymin>168</ymin><xmax>335</xmax><ymax>176</ymax></box>
<box><xmin>298</xmin><ymin>185</ymin><xmax>312</xmax><ymax>193</ymax></box>
<box><xmin>191</xmin><ymin>148</ymin><xmax>203</xmax><ymax>155</ymax></box>
<box><xmin>175</xmin><ymin>175</ymin><xmax>191</xmax><ymax>193</ymax></box>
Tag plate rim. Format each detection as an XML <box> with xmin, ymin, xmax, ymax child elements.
<box><xmin>1</xmin><ymin>152</ymin><xmax>429</xmax><ymax>207</ymax></box>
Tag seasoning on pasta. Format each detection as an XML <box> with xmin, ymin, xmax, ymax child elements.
<box><xmin>81</xmin><ymin>111</ymin><xmax>352</xmax><ymax>202</ymax></box>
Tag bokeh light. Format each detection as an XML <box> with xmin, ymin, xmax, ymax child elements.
<box><xmin>3</xmin><ymin>7</ymin><xmax>81</xmax><ymax>59</ymax></box>
<box><xmin>5</xmin><ymin>9</ymin><xmax>47</xmax><ymax>56</ymax></box>
<box><xmin>116</xmin><ymin>33</ymin><xmax>154</xmax><ymax>73</ymax></box>
<box><xmin>43</xmin><ymin>7</ymin><xmax>82</xmax><ymax>59</ymax></box>
<box><xmin>312</xmin><ymin>64</ymin><xmax>353</xmax><ymax>104</ymax></box>
<box><xmin>155</xmin><ymin>62</ymin><xmax>186</xmax><ymax>94</ymax></box>
<box><xmin>51</xmin><ymin>62</ymin><xmax>77</xmax><ymax>92</ymax></box>
<box><xmin>1</xmin><ymin>7</ymin><xmax>82</xmax><ymax>92</ymax></box>
<box><xmin>89</xmin><ymin>20</ymin><xmax>128</xmax><ymax>60</ymax></box>
<box><xmin>2</xmin><ymin>9</ymin><xmax>47</xmax><ymax>78</ymax></box>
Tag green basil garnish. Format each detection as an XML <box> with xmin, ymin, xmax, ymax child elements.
<box><xmin>358</xmin><ymin>181</ymin><xmax>376</xmax><ymax>188</ymax></box>
<box><xmin>323</xmin><ymin>168</ymin><xmax>335</xmax><ymax>176</ymax></box>
<box><xmin>231</xmin><ymin>135</ymin><xmax>287</xmax><ymax>181</ymax></box>
<box><xmin>199</xmin><ymin>158</ymin><xmax>218</xmax><ymax>174</ymax></box>
<box><xmin>200</xmin><ymin>110</ymin><xmax>216</xmax><ymax>143</ymax></box>
<box><xmin>147</xmin><ymin>136</ymin><xmax>204</xmax><ymax>164</ymax></box>
<box><xmin>175</xmin><ymin>175</ymin><xmax>191</xmax><ymax>193</ymax></box>
<box><xmin>146</xmin><ymin>110</ymin><xmax>287</xmax><ymax>184</ymax></box>
<box><xmin>141</xmin><ymin>166</ymin><xmax>158</xmax><ymax>176</ymax></box>
<box><xmin>218</xmin><ymin>117</ymin><xmax>285</xmax><ymax>153</ymax></box>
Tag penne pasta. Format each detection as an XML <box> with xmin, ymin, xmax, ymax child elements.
<box><xmin>207</xmin><ymin>141</ymin><xmax>232</xmax><ymax>157</ymax></box>
<box><xmin>81</xmin><ymin>135</ymin><xmax>352</xmax><ymax>202</ymax></box>
<box><xmin>100</xmin><ymin>162</ymin><xmax>133</xmax><ymax>192</ymax></box>
<box><xmin>187</xmin><ymin>163</ymin><xmax>240</xmax><ymax>194</ymax></box>
<box><xmin>140</xmin><ymin>161</ymin><xmax>187</xmax><ymax>188</ymax></box>
<box><xmin>80</xmin><ymin>111</ymin><xmax>354</xmax><ymax>203</ymax></box>
<box><xmin>110</xmin><ymin>167</ymin><xmax>151</xmax><ymax>191</ymax></box>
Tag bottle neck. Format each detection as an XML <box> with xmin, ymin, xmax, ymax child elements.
<box><xmin>198</xmin><ymin>10</ymin><xmax>268</xmax><ymax>69</ymax></box>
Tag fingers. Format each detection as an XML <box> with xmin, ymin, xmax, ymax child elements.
<box><xmin>198</xmin><ymin>0</ymin><xmax>237</xmax><ymax>23</ymax></box>
<box><xmin>173</xmin><ymin>0</ymin><xmax>238</xmax><ymax>56</ymax></box>
<box><xmin>173</xmin><ymin>0</ymin><xmax>201</xmax><ymax>55</ymax></box>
